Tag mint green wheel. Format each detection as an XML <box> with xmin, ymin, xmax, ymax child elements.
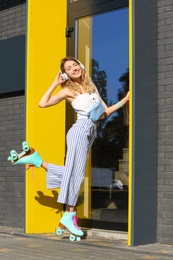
<box><xmin>22</xmin><ymin>141</ymin><xmax>30</xmax><ymax>152</ymax></box>
<box><xmin>69</xmin><ymin>234</ymin><xmax>76</xmax><ymax>241</ymax></box>
<box><xmin>56</xmin><ymin>227</ymin><xmax>63</xmax><ymax>236</ymax></box>
<box><xmin>76</xmin><ymin>237</ymin><xmax>81</xmax><ymax>241</ymax></box>
<box><xmin>10</xmin><ymin>150</ymin><xmax>18</xmax><ymax>161</ymax></box>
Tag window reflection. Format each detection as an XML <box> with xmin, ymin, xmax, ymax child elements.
<box><xmin>77</xmin><ymin>8</ymin><xmax>129</xmax><ymax>226</ymax></box>
<box><xmin>91</xmin><ymin>9</ymin><xmax>129</xmax><ymax>224</ymax></box>
<box><xmin>69</xmin><ymin>0</ymin><xmax>79</xmax><ymax>3</ymax></box>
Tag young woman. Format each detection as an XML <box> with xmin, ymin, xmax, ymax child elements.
<box><xmin>9</xmin><ymin>57</ymin><xmax>129</xmax><ymax>237</ymax></box>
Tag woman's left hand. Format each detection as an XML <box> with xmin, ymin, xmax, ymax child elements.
<box><xmin>125</xmin><ymin>91</ymin><xmax>129</xmax><ymax>101</ymax></box>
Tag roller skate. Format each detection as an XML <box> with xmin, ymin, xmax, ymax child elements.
<box><xmin>55</xmin><ymin>212</ymin><xmax>84</xmax><ymax>241</ymax></box>
<box><xmin>7</xmin><ymin>141</ymin><xmax>42</xmax><ymax>168</ymax></box>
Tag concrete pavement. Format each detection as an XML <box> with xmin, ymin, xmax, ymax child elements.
<box><xmin>0</xmin><ymin>226</ymin><xmax>173</xmax><ymax>259</ymax></box>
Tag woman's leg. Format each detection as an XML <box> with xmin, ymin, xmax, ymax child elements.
<box><xmin>41</xmin><ymin>161</ymin><xmax>48</xmax><ymax>171</ymax></box>
<box><xmin>58</xmin><ymin>120</ymin><xmax>96</xmax><ymax>237</ymax></box>
<box><xmin>58</xmin><ymin>119</ymin><xmax>96</xmax><ymax>206</ymax></box>
<box><xmin>66</xmin><ymin>205</ymin><xmax>75</xmax><ymax>212</ymax></box>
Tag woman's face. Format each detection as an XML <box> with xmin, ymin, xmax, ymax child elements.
<box><xmin>64</xmin><ymin>60</ymin><xmax>82</xmax><ymax>81</ymax></box>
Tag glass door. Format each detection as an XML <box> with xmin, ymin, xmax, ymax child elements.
<box><xmin>71</xmin><ymin>6</ymin><xmax>129</xmax><ymax>231</ymax></box>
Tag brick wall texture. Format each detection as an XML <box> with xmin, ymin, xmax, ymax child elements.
<box><xmin>157</xmin><ymin>0</ymin><xmax>173</xmax><ymax>244</ymax></box>
<box><xmin>0</xmin><ymin>95</ymin><xmax>25</xmax><ymax>227</ymax></box>
<box><xmin>0</xmin><ymin>0</ymin><xmax>26</xmax><ymax>40</ymax></box>
<box><xmin>0</xmin><ymin>0</ymin><xmax>173</xmax><ymax>244</ymax></box>
<box><xmin>0</xmin><ymin>1</ymin><xmax>26</xmax><ymax>228</ymax></box>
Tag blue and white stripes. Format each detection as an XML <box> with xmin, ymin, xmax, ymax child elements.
<box><xmin>46</xmin><ymin>118</ymin><xmax>96</xmax><ymax>206</ymax></box>
<box><xmin>46</xmin><ymin>164</ymin><xmax>64</xmax><ymax>188</ymax></box>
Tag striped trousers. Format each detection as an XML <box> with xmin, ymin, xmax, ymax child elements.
<box><xmin>46</xmin><ymin>118</ymin><xmax>96</xmax><ymax>206</ymax></box>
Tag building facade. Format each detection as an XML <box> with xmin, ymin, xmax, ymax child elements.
<box><xmin>0</xmin><ymin>0</ymin><xmax>26</xmax><ymax>228</ymax></box>
<box><xmin>0</xmin><ymin>0</ymin><xmax>173</xmax><ymax>246</ymax></box>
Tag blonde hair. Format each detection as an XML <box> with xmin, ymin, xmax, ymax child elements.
<box><xmin>60</xmin><ymin>57</ymin><xmax>96</xmax><ymax>95</ymax></box>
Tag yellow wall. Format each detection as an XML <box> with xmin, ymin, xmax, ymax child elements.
<box><xmin>26</xmin><ymin>0</ymin><xmax>67</xmax><ymax>233</ymax></box>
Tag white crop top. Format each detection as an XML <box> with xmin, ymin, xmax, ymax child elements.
<box><xmin>71</xmin><ymin>92</ymin><xmax>99</xmax><ymax>119</ymax></box>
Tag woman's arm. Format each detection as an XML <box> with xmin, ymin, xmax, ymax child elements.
<box><xmin>95</xmin><ymin>85</ymin><xmax>129</xmax><ymax>117</ymax></box>
<box><xmin>38</xmin><ymin>73</ymin><xmax>67</xmax><ymax>108</ymax></box>
<box><xmin>104</xmin><ymin>92</ymin><xmax>129</xmax><ymax>117</ymax></box>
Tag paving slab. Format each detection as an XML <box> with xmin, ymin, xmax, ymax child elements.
<box><xmin>0</xmin><ymin>226</ymin><xmax>173</xmax><ymax>260</ymax></box>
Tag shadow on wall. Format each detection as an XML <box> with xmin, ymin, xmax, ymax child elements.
<box><xmin>35</xmin><ymin>190</ymin><xmax>84</xmax><ymax>213</ymax></box>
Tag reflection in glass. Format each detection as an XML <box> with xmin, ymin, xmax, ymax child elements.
<box><xmin>69</xmin><ymin>0</ymin><xmax>80</xmax><ymax>3</ymax></box>
<box><xmin>77</xmin><ymin>8</ymin><xmax>129</xmax><ymax>227</ymax></box>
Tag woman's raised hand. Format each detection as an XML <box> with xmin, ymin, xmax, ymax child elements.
<box><xmin>125</xmin><ymin>91</ymin><xmax>129</xmax><ymax>101</ymax></box>
<box><xmin>54</xmin><ymin>72</ymin><xmax>67</xmax><ymax>85</ymax></box>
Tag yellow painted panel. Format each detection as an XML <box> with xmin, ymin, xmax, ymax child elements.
<box><xmin>26</xmin><ymin>0</ymin><xmax>67</xmax><ymax>233</ymax></box>
<box><xmin>76</xmin><ymin>17</ymin><xmax>92</xmax><ymax>220</ymax></box>
<box><xmin>128</xmin><ymin>0</ymin><xmax>133</xmax><ymax>246</ymax></box>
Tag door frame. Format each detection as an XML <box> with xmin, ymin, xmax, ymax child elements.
<box><xmin>66</xmin><ymin>0</ymin><xmax>129</xmax><ymax>232</ymax></box>
<box><xmin>66</xmin><ymin>0</ymin><xmax>158</xmax><ymax>246</ymax></box>
<box><xmin>67</xmin><ymin>0</ymin><xmax>128</xmax><ymax>56</ymax></box>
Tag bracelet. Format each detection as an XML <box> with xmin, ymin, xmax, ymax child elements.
<box><xmin>117</xmin><ymin>101</ymin><xmax>123</xmax><ymax>108</ymax></box>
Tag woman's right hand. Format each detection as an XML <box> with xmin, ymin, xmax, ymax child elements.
<box><xmin>54</xmin><ymin>72</ymin><xmax>67</xmax><ymax>85</ymax></box>
<box><xmin>38</xmin><ymin>72</ymin><xmax>67</xmax><ymax>108</ymax></box>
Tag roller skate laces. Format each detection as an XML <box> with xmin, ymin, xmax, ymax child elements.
<box><xmin>26</xmin><ymin>164</ymin><xmax>35</xmax><ymax>181</ymax></box>
<box><xmin>72</xmin><ymin>215</ymin><xmax>81</xmax><ymax>230</ymax></box>
<box><xmin>59</xmin><ymin>212</ymin><xmax>84</xmax><ymax>237</ymax></box>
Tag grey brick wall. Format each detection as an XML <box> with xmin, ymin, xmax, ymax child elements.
<box><xmin>0</xmin><ymin>0</ymin><xmax>26</xmax><ymax>228</ymax></box>
<box><xmin>157</xmin><ymin>0</ymin><xmax>173</xmax><ymax>244</ymax></box>
<box><xmin>0</xmin><ymin>95</ymin><xmax>25</xmax><ymax>228</ymax></box>
<box><xmin>0</xmin><ymin>0</ymin><xmax>26</xmax><ymax>40</ymax></box>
